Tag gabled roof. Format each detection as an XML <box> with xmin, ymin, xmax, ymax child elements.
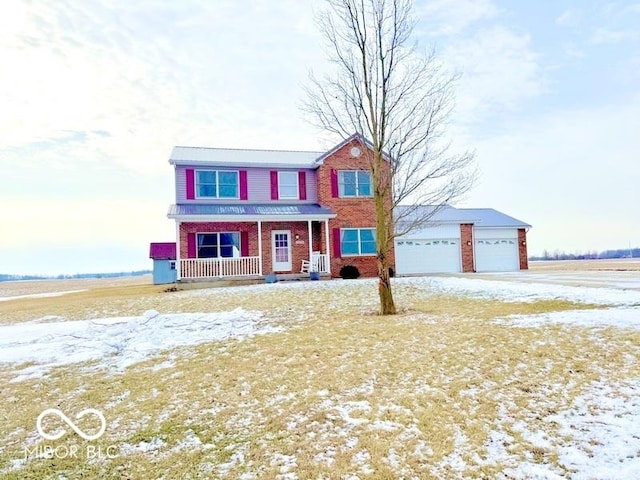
<box><xmin>397</xmin><ymin>205</ymin><xmax>531</xmax><ymax>228</ymax></box>
<box><xmin>169</xmin><ymin>146</ymin><xmax>324</xmax><ymax>168</ymax></box>
<box><xmin>168</xmin><ymin>203</ymin><xmax>335</xmax><ymax>221</ymax></box>
<box><xmin>456</xmin><ymin>208</ymin><xmax>531</xmax><ymax>228</ymax></box>
<box><xmin>168</xmin><ymin>132</ymin><xmax>391</xmax><ymax>169</ymax></box>
<box><xmin>314</xmin><ymin>132</ymin><xmax>392</xmax><ymax>164</ymax></box>
<box><xmin>149</xmin><ymin>242</ymin><xmax>176</xmax><ymax>260</ymax></box>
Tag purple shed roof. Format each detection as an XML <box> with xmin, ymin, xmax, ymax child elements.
<box><xmin>149</xmin><ymin>242</ymin><xmax>176</xmax><ymax>260</ymax></box>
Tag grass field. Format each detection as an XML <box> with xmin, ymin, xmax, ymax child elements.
<box><xmin>1</xmin><ymin>262</ymin><xmax>639</xmax><ymax>479</ymax></box>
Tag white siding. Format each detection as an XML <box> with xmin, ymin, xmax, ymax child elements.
<box><xmin>175</xmin><ymin>166</ymin><xmax>186</xmax><ymax>202</ymax></box>
<box><xmin>399</xmin><ymin>224</ymin><xmax>462</xmax><ymax>240</ymax></box>
<box><xmin>474</xmin><ymin>228</ymin><xmax>518</xmax><ymax>239</ymax></box>
<box><xmin>174</xmin><ymin>166</ymin><xmax>318</xmax><ymax>203</ymax></box>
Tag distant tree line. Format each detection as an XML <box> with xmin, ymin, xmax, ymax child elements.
<box><xmin>0</xmin><ymin>270</ymin><xmax>151</xmax><ymax>283</ymax></box>
<box><xmin>530</xmin><ymin>248</ymin><xmax>640</xmax><ymax>261</ymax></box>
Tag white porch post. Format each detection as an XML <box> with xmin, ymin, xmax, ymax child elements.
<box><xmin>175</xmin><ymin>220</ymin><xmax>181</xmax><ymax>280</ymax></box>
<box><xmin>257</xmin><ymin>220</ymin><xmax>263</xmax><ymax>276</ymax></box>
<box><xmin>324</xmin><ymin>219</ymin><xmax>331</xmax><ymax>275</ymax></box>
<box><xmin>307</xmin><ymin>220</ymin><xmax>313</xmax><ymax>271</ymax></box>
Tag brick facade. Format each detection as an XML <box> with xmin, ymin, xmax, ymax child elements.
<box><xmin>460</xmin><ymin>224</ymin><xmax>475</xmax><ymax>272</ymax></box>
<box><xmin>317</xmin><ymin>139</ymin><xmax>394</xmax><ymax>278</ymax></box>
<box><xmin>518</xmin><ymin>228</ymin><xmax>529</xmax><ymax>270</ymax></box>
<box><xmin>177</xmin><ymin>138</ymin><xmax>391</xmax><ymax>278</ymax></box>
<box><xmin>179</xmin><ymin>221</ymin><xmax>325</xmax><ymax>274</ymax></box>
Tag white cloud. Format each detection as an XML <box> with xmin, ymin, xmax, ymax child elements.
<box><xmin>624</xmin><ymin>3</ymin><xmax>640</xmax><ymax>14</ymax></box>
<box><xmin>416</xmin><ymin>0</ymin><xmax>500</xmax><ymax>36</ymax></box>
<box><xmin>591</xmin><ymin>27</ymin><xmax>640</xmax><ymax>44</ymax></box>
<box><xmin>0</xmin><ymin>0</ymin><xmax>324</xmax><ymax>178</ymax></box>
<box><xmin>561</xmin><ymin>43</ymin><xmax>586</xmax><ymax>59</ymax></box>
<box><xmin>555</xmin><ymin>9</ymin><xmax>582</xmax><ymax>28</ymax></box>
<box><xmin>5</xmin><ymin>198</ymin><xmax>172</xmax><ymax>247</ymax></box>
<box><xmin>443</xmin><ymin>26</ymin><xmax>544</xmax><ymax>123</ymax></box>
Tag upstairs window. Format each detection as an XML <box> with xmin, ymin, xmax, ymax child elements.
<box><xmin>196</xmin><ymin>170</ymin><xmax>239</xmax><ymax>198</ymax></box>
<box><xmin>340</xmin><ymin>228</ymin><xmax>376</xmax><ymax>256</ymax></box>
<box><xmin>338</xmin><ymin>170</ymin><xmax>372</xmax><ymax>197</ymax></box>
<box><xmin>197</xmin><ymin>232</ymin><xmax>240</xmax><ymax>258</ymax></box>
<box><xmin>278</xmin><ymin>171</ymin><xmax>299</xmax><ymax>199</ymax></box>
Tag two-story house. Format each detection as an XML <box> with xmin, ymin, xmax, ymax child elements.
<box><xmin>166</xmin><ymin>133</ymin><xmax>387</xmax><ymax>281</ymax></box>
<box><xmin>154</xmin><ymin>132</ymin><xmax>531</xmax><ymax>284</ymax></box>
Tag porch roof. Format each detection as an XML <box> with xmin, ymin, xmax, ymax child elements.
<box><xmin>168</xmin><ymin>203</ymin><xmax>336</xmax><ymax>222</ymax></box>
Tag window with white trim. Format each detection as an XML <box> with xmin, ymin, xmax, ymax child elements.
<box><xmin>197</xmin><ymin>232</ymin><xmax>240</xmax><ymax>258</ymax></box>
<box><xmin>196</xmin><ymin>170</ymin><xmax>239</xmax><ymax>198</ymax></box>
<box><xmin>278</xmin><ymin>171</ymin><xmax>299</xmax><ymax>199</ymax></box>
<box><xmin>338</xmin><ymin>170</ymin><xmax>372</xmax><ymax>197</ymax></box>
<box><xmin>341</xmin><ymin>228</ymin><xmax>376</xmax><ymax>256</ymax></box>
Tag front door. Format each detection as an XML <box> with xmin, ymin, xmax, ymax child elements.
<box><xmin>271</xmin><ymin>230</ymin><xmax>292</xmax><ymax>271</ymax></box>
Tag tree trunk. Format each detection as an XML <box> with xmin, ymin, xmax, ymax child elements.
<box><xmin>377</xmin><ymin>254</ymin><xmax>396</xmax><ymax>315</ymax></box>
<box><xmin>375</xmin><ymin>177</ymin><xmax>397</xmax><ymax>315</ymax></box>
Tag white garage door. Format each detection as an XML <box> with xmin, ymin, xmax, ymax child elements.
<box><xmin>475</xmin><ymin>238</ymin><xmax>519</xmax><ymax>272</ymax></box>
<box><xmin>395</xmin><ymin>238</ymin><xmax>461</xmax><ymax>274</ymax></box>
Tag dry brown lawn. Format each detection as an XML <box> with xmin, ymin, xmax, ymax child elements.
<box><xmin>0</xmin><ymin>274</ymin><xmax>638</xmax><ymax>479</ymax></box>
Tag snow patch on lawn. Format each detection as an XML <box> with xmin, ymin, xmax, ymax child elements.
<box><xmin>0</xmin><ymin>308</ymin><xmax>277</xmax><ymax>381</ymax></box>
<box><xmin>550</xmin><ymin>380</ymin><xmax>640</xmax><ymax>479</ymax></box>
<box><xmin>499</xmin><ymin>307</ymin><xmax>640</xmax><ymax>330</ymax></box>
<box><xmin>498</xmin><ymin>379</ymin><xmax>640</xmax><ymax>480</ymax></box>
<box><xmin>395</xmin><ymin>276</ymin><xmax>640</xmax><ymax>306</ymax></box>
<box><xmin>120</xmin><ymin>437</ymin><xmax>165</xmax><ymax>455</ymax></box>
<box><xmin>0</xmin><ymin>289</ymin><xmax>87</xmax><ymax>302</ymax></box>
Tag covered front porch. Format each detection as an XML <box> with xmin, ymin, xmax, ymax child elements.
<box><xmin>168</xmin><ymin>204</ymin><xmax>335</xmax><ymax>281</ymax></box>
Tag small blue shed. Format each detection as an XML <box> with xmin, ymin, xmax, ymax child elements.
<box><xmin>149</xmin><ymin>242</ymin><xmax>177</xmax><ymax>285</ymax></box>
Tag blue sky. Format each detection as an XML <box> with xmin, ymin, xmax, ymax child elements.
<box><xmin>1</xmin><ymin>0</ymin><xmax>639</xmax><ymax>275</ymax></box>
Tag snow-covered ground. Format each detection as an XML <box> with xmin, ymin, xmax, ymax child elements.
<box><xmin>0</xmin><ymin>289</ymin><xmax>87</xmax><ymax>302</ymax></box>
<box><xmin>2</xmin><ymin>273</ymin><xmax>640</xmax><ymax>478</ymax></box>
<box><xmin>394</xmin><ymin>275</ymin><xmax>640</xmax><ymax>306</ymax></box>
<box><xmin>0</xmin><ymin>308</ymin><xmax>277</xmax><ymax>381</ymax></box>
<box><xmin>480</xmin><ymin>269</ymin><xmax>640</xmax><ymax>290</ymax></box>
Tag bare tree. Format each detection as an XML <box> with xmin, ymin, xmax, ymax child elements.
<box><xmin>303</xmin><ymin>0</ymin><xmax>476</xmax><ymax>315</ymax></box>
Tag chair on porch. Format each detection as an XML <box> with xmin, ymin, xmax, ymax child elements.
<box><xmin>301</xmin><ymin>251</ymin><xmax>321</xmax><ymax>273</ymax></box>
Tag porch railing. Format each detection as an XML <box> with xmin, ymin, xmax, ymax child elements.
<box><xmin>314</xmin><ymin>254</ymin><xmax>330</xmax><ymax>273</ymax></box>
<box><xmin>179</xmin><ymin>257</ymin><xmax>261</xmax><ymax>279</ymax></box>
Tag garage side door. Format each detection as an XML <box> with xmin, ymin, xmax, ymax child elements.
<box><xmin>474</xmin><ymin>238</ymin><xmax>519</xmax><ymax>272</ymax></box>
<box><xmin>395</xmin><ymin>239</ymin><xmax>461</xmax><ymax>274</ymax></box>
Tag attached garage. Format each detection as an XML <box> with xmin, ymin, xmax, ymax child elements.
<box><xmin>396</xmin><ymin>238</ymin><xmax>461</xmax><ymax>274</ymax></box>
<box><xmin>395</xmin><ymin>224</ymin><xmax>462</xmax><ymax>274</ymax></box>
<box><xmin>474</xmin><ymin>228</ymin><xmax>520</xmax><ymax>272</ymax></box>
<box><xmin>394</xmin><ymin>206</ymin><xmax>531</xmax><ymax>275</ymax></box>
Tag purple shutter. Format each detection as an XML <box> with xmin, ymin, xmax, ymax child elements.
<box><xmin>298</xmin><ymin>171</ymin><xmax>306</xmax><ymax>200</ymax></box>
<box><xmin>186</xmin><ymin>169</ymin><xmax>195</xmax><ymax>200</ymax></box>
<box><xmin>187</xmin><ymin>233</ymin><xmax>196</xmax><ymax>258</ymax></box>
<box><xmin>270</xmin><ymin>171</ymin><xmax>279</xmax><ymax>200</ymax></box>
<box><xmin>239</xmin><ymin>170</ymin><xmax>248</xmax><ymax>200</ymax></box>
<box><xmin>241</xmin><ymin>231</ymin><xmax>249</xmax><ymax>256</ymax></box>
<box><xmin>333</xmin><ymin>228</ymin><xmax>342</xmax><ymax>258</ymax></box>
<box><xmin>330</xmin><ymin>169</ymin><xmax>339</xmax><ymax>198</ymax></box>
